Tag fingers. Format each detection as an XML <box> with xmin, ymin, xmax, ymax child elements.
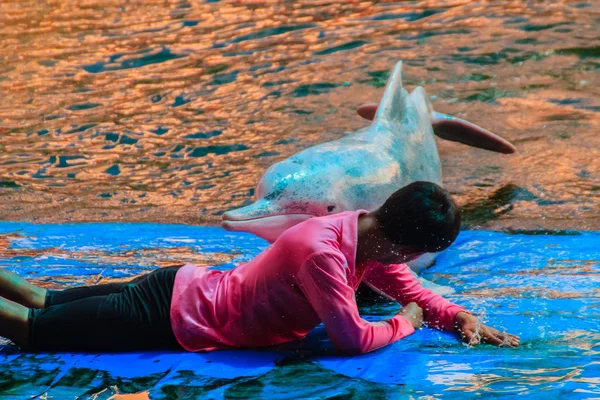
<box><xmin>507</xmin><ymin>333</ymin><xmax>521</xmax><ymax>347</ymax></box>
<box><xmin>465</xmin><ymin>331</ymin><xmax>480</xmax><ymax>346</ymax></box>
<box><xmin>356</xmin><ymin>103</ymin><xmax>378</xmax><ymax>121</ymax></box>
<box><xmin>459</xmin><ymin>328</ymin><xmax>477</xmax><ymax>346</ymax></box>
<box><xmin>398</xmin><ymin>302</ymin><xmax>424</xmax><ymax>329</ymax></box>
<box><xmin>479</xmin><ymin>326</ymin><xmax>503</xmax><ymax>346</ymax></box>
<box><xmin>482</xmin><ymin>331</ymin><xmax>505</xmax><ymax>347</ymax></box>
<box><xmin>481</xmin><ymin>328</ymin><xmax>520</xmax><ymax>347</ymax></box>
<box><xmin>496</xmin><ymin>330</ymin><xmax>520</xmax><ymax>347</ymax></box>
<box><xmin>405</xmin><ymin>302</ymin><xmax>423</xmax><ymax>314</ymax></box>
<box><xmin>460</xmin><ymin>325</ymin><xmax>521</xmax><ymax>348</ymax></box>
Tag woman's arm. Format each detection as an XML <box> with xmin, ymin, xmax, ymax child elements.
<box><xmin>297</xmin><ymin>252</ymin><xmax>418</xmax><ymax>354</ymax></box>
<box><xmin>363</xmin><ymin>262</ymin><xmax>464</xmax><ymax>331</ymax></box>
<box><xmin>364</xmin><ymin>263</ymin><xmax>520</xmax><ymax>347</ymax></box>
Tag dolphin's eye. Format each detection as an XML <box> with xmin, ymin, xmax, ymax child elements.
<box><xmin>327</xmin><ymin>205</ymin><xmax>335</xmax><ymax>212</ymax></box>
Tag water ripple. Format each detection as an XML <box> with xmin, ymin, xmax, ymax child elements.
<box><xmin>0</xmin><ymin>0</ymin><xmax>598</xmax><ymax>229</ymax></box>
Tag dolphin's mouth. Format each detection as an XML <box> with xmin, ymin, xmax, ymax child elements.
<box><xmin>221</xmin><ymin>212</ymin><xmax>314</xmax><ymax>222</ymax></box>
<box><xmin>221</xmin><ymin>213</ymin><xmax>316</xmax><ymax>228</ymax></box>
<box><xmin>221</xmin><ymin>213</ymin><xmax>316</xmax><ymax>243</ymax></box>
<box><xmin>221</xmin><ymin>213</ymin><xmax>315</xmax><ymax>237</ymax></box>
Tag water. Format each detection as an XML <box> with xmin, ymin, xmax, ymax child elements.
<box><xmin>0</xmin><ymin>0</ymin><xmax>598</xmax><ymax>230</ymax></box>
<box><xmin>0</xmin><ymin>225</ymin><xmax>598</xmax><ymax>398</ymax></box>
<box><xmin>0</xmin><ymin>1</ymin><xmax>599</xmax><ymax>398</ymax></box>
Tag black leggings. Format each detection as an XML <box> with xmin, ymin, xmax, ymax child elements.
<box><xmin>27</xmin><ymin>266</ymin><xmax>183</xmax><ymax>352</ymax></box>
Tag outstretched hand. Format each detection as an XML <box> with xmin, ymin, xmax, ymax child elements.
<box><xmin>455</xmin><ymin>312</ymin><xmax>520</xmax><ymax>347</ymax></box>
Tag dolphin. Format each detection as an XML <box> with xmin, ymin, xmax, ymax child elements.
<box><xmin>222</xmin><ymin>61</ymin><xmax>515</xmax><ymax>275</ymax></box>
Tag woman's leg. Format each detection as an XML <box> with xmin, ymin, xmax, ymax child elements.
<box><xmin>0</xmin><ymin>266</ymin><xmax>176</xmax><ymax>309</ymax></box>
<box><xmin>45</xmin><ymin>280</ymin><xmax>134</xmax><ymax>308</ymax></box>
<box><xmin>26</xmin><ymin>266</ymin><xmax>182</xmax><ymax>352</ymax></box>
<box><xmin>0</xmin><ymin>267</ymin><xmax>137</xmax><ymax>309</ymax></box>
<box><xmin>45</xmin><ymin>264</ymin><xmax>185</xmax><ymax>308</ymax></box>
<box><xmin>0</xmin><ymin>269</ymin><xmax>46</xmax><ymax>308</ymax></box>
<box><xmin>0</xmin><ymin>296</ymin><xmax>29</xmax><ymax>348</ymax></box>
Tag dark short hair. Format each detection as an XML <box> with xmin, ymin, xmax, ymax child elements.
<box><xmin>375</xmin><ymin>181</ymin><xmax>461</xmax><ymax>253</ymax></box>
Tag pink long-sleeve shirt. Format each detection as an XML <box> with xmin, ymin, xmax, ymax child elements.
<box><xmin>170</xmin><ymin>210</ymin><xmax>464</xmax><ymax>353</ymax></box>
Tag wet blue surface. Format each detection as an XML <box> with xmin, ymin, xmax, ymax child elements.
<box><xmin>0</xmin><ymin>223</ymin><xmax>598</xmax><ymax>398</ymax></box>
<box><xmin>2</xmin><ymin>1</ymin><xmax>599</xmax><ymax>232</ymax></box>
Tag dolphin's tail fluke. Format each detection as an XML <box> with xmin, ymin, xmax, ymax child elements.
<box><xmin>432</xmin><ymin>112</ymin><xmax>516</xmax><ymax>154</ymax></box>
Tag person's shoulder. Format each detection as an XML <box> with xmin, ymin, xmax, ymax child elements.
<box><xmin>301</xmin><ymin>211</ymin><xmax>358</xmax><ymax>238</ymax></box>
<box><xmin>317</xmin><ymin>210</ymin><xmax>358</xmax><ymax>222</ymax></box>
<box><xmin>279</xmin><ymin>214</ymin><xmax>340</xmax><ymax>242</ymax></box>
<box><xmin>275</xmin><ymin>221</ymin><xmax>341</xmax><ymax>260</ymax></box>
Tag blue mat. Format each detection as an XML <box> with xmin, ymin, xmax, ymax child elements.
<box><xmin>0</xmin><ymin>223</ymin><xmax>598</xmax><ymax>399</ymax></box>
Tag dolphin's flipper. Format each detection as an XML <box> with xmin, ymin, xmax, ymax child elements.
<box><xmin>413</xmin><ymin>273</ymin><xmax>456</xmax><ymax>296</ymax></box>
<box><xmin>356</xmin><ymin>103</ymin><xmax>378</xmax><ymax>121</ymax></box>
<box><xmin>432</xmin><ymin>112</ymin><xmax>516</xmax><ymax>154</ymax></box>
<box><xmin>406</xmin><ymin>252</ymin><xmax>438</xmax><ymax>274</ymax></box>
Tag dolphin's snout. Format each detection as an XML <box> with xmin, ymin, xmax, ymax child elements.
<box><xmin>220</xmin><ymin>199</ymin><xmax>283</xmax><ymax>222</ymax></box>
<box><xmin>220</xmin><ymin>219</ymin><xmax>236</xmax><ymax>230</ymax></box>
<box><xmin>221</xmin><ymin>213</ymin><xmax>315</xmax><ymax>243</ymax></box>
<box><xmin>221</xmin><ymin>210</ymin><xmax>239</xmax><ymax>221</ymax></box>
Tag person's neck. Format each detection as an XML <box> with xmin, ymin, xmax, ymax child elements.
<box><xmin>356</xmin><ymin>212</ymin><xmax>379</xmax><ymax>266</ymax></box>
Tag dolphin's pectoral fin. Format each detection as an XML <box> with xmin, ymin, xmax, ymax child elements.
<box><xmin>432</xmin><ymin>112</ymin><xmax>516</xmax><ymax>154</ymax></box>
<box><xmin>407</xmin><ymin>268</ymin><xmax>456</xmax><ymax>295</ymax></box>
<box><xmin>356</xmin><ymin>103</ymin><xmax>378</xmax><ymax>121</ymax></box>
<box><xmin>416</xmin><ymin>276</ymin><xmax>456</xmax><ymax>296</ymax></box>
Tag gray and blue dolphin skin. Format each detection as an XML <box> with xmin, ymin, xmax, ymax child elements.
<box><xmin>222</xmin><ymin>61</ymin><xmax>515</xmax><ymax>276</ymax></box>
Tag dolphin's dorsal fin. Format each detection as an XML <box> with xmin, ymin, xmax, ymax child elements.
<box><xmin>373</xmin><ymin>61</ymin><xmax>409</xmax><ymax>133</ymax></box>
<box><xmin>360</xmin><ymin>61</ymin><xmax>516</xmax><ymax>154</ymax></box>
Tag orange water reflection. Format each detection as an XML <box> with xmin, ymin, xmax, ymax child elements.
<box><xmin>0</xmin><ymin>1</ymin><xmax>598</xmax><ymax>229</ymax></box>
